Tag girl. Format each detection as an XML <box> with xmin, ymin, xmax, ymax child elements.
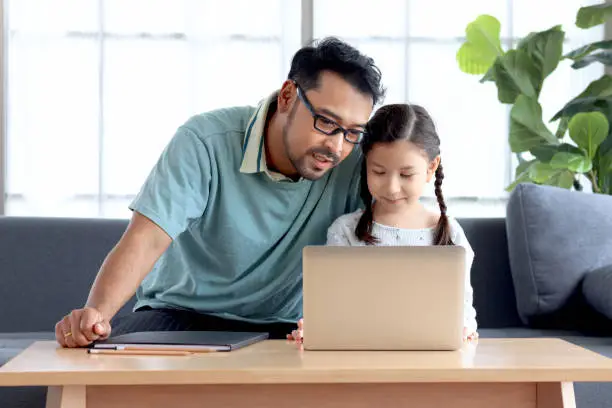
<box><xmin>289</xmin><ymin>103</ymin><xmax>478</xmax><ymax>343</ymax></box>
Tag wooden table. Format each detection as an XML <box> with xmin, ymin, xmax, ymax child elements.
<box><xmin>1</xmin><ymin>338</ymin><xmax>612</xmax><ymax>408</ymax></box>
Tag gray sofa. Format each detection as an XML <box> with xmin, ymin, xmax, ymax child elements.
<box><xmin>1</xmin><ymin>215</ymin><xmax>611</xmax><ymax>408</ymax></box>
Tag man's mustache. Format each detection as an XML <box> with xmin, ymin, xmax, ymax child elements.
<box><xmin>309</xmin><ymin>148</ymin><xmax>340</xmax><ymax>166</ymax></box>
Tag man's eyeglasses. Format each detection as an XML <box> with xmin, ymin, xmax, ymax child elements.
<box><xmin>294</xmin><ymin>81</ymin><xmax>365</xmax><ymax>145</ymax></box>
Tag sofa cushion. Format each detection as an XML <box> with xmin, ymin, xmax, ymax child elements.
<box><xmin>480</xmin><ymin>327</ymin><xmax>612</xmax><ymax>357</ymax></box>
<box><xmin>0</xmin><ymin>387</ymin><xmax>48</xmax><ymax>408</ymax></box>
<box><xmin>583</xmin><ymin>264</ymin><xmax>612</xmax><ymax>320</ymax></box>
<box><xmin>459</xmin><ymin>218</ymin><xmax>523</xmax><ymax>328</ymax></box>
<box><xmin>0</xmin><ymin>217</ymin><xmax>134</xmax><ymax>334</ymax></box>
<box><xmin>0</xmin><ymin>332</ymin><xmax>56</xmax><ymax>366</ymax></box>
<box><xmin>505</xmin><ymin>184</ymin><xmax>612</xmax><ymax>326</ymax></box>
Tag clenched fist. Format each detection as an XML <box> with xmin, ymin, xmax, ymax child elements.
<box><xmin>55</xmin><ymin>307</ymin><xmax>111</xmax><ymax>348</ymax></box>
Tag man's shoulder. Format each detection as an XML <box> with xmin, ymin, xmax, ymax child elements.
<box><xmin>338</xmin><ymin>147</ymin><xmax>363</xmax><ymax>172</ymax></box>
<box><xmin>180</xmin><ymin>105</ymin><xmax>256</xmax><ymax>144</ymax></box>
<box><xmin>327</xmin><ymin>147</ymin><xmax>363</xmax><ymax>188</ymax></box>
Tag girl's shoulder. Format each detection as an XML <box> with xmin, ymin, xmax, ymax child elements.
<box><xmin>446</xmin><ymin>215</ymin><xmax>473</xmax><ymax>251</ymax></box>
<box><xmin>426</xmin><ymin>212</ymin><xmax>467</xmax><ymax>241</ymax></box>
<box><xmin>445</xmin><ymin>214</ymin><xmax>461</xmax><ymax>230</ymax></box>
<box><xmin>447</xmin><ymin>215</ymin><xmax>466</xmax><ymax>234</ymax></box>
<box><xmin>329</xmin><ymin>209</ymin><xmax>364</xmax><ymax>231</ymax></box>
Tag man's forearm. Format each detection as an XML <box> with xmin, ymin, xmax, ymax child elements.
<box><xmin>85</xmin><ymin>242</ymin><xmax>151</xmax><ymax>320</ymax></box>
<box><xmin>85</xmin><ymin>212</ymin><xmax>173</xmax><ymax>321</ymax></box>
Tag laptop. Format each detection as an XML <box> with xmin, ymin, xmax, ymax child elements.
<box><xmin>90</xmin><ymin>331</ymin><xmax>269</xmax><ymax>352</ymax></box>
<box><xmin>302</xmin><ymin>245</ymin><xmax>466</xmax><ymax>351</ymax></box>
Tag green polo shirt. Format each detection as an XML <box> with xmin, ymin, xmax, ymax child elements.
<box><xmin>129</xmin><ymin>93</ymin><xmax>363</xmax><ymax>323</ymax></box>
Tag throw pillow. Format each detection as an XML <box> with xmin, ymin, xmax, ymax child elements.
<box><xmin>506</xmin><ymin>183</ymin><xmax>612</xmax><ymax>325</ymax></box>
<box><xmin>582</xmin><ymin>264</ymin><xmax>612</xmax><ymax>320</ymax></box>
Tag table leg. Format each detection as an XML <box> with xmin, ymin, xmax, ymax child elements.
<box><xmin>537</xmin><ymin>382</ymin><xmax>576</xmax><ymax>408</ymax></box>
<box><xmin>46</xmin><ymin>386</ymin><xmax>86</xmax><ymax>408</ymax></box>
<box><xmin>85</xmin><ymin>382</ymin><xmax>575</xmax><ymax>408</ymax></box>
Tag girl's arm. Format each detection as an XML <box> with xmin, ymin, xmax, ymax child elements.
<box><xmin>288</xmin><ymin>215</ymin><xmax>355</xmax><ymax>344</ymax></box>
<box><xmin>462</xmin><ymin>246</ymin><xmax>478</xmax><ymax>337</ymax></box>
<box><xmin>326</xmin><ymin>214</ymin><xmax>357</xmax><ymax>246</ymax></box>
<box><xmin>287</xmin><ymin>213</ymin><xmax>359</xmax><ymax>344</ymax></box>
<box><xmin>450</xmin><ymin>219</ymin><xmax>478</xmax><ymax>338</ymax></box>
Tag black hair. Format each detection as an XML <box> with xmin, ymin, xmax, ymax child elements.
<box><xmin>287</xmin><ymin>37</ymin><xmax>385</xmax><ymax>105</ymax></box>
<box><xmin>355</xmin><ymin>104</ymin><xmax>453</xmax><ymax>246</ymax></box>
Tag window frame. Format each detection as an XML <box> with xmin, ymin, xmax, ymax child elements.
<box><xmin>1</xmin><ymin>0</ymin><xmax>609</xmax><ymax>216</ymax></box>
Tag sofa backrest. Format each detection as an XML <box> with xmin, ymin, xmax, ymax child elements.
<box><xmin>0</xmin><ymin>216</ymin><xmax>132</xmax><ymax>333</ymax></box>
<box><xmin>460</xmin><ymin>218</ymin><xmax>522</xmax><ymax>328</ymax></box>
<box><xmin>0</xmin><ymin>215</ymin><xmax>523</xmax><ymax>333</ymax></box>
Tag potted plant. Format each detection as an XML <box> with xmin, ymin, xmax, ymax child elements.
<box><xmin>456</xmin><ymin>3</ymin><xmax>612</xmax><ymax>194</ymax></box>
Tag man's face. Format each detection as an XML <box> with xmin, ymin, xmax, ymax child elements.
<box><xmin>280</xmin><ymin>71</ymin><xmax>374</xmax><ymax>180</ymax></box>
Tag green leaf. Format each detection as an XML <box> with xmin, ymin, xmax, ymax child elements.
<box><xmin>515</xmin><ymin>158</ymin><xmax>536</xmax><ymax>177</ymax></box>
<box><xmin>595</xmin><ymin>136</ymin><xmax>612</xmax><ymax>193</ymax></box>
<box><xmin>565</xmin><ymin>40</ymin><xmax>612</xmax><ymax>61</ymax></box>
<box><xmin>506</xmin><ymin>171</ymin><xmax>532</xmax><ymax>192</ymax></box>
<box><xmin>598</xmin><ymin>151</ymin><xmax>612</xmax><ymax>193</ymax></box>
<box><xmin>528</xmin><ymin>162</ymin><xmax>557</xmax><ymax>183</ymax></box>
<box><xmin>550</xmin><ymin>75</ymin><xmax>612</xmax><ymax>124</ymax></box>
<box><xmin>530</xmin><ymin>143</ymin><xmax>585</xmax><ymax>163</ymax></box>
<box><xmin>551</xmin><ymin>75</ymin><xmax>612</xmax><ymax>123</ymax></box>
<box><xmin>555</xmin><ymin>116</ymin><xmax>569</xmax><ymax>138</ymax></box>
<box><xmin>527</xmin><ymin>163</ymin><xmax>575</xmax><ymax>189</ymax></box>
<box><xmin>545</xmin><ymin>170</ymin><xmax>576</xmax><ymax>189</ymax></box>
<box><xmin>509</xmin><ymin>95</ymin><xmax>558</xmax><ymax>152</ymax></box>
<box><xmin>551</xmin><ymin>76</ymin><xmax>612</xmax><ymax>122</ymax></box>
<box><xmin>507</xmin><ymin>159</ymin><xmax>536</xmax><ymax>192</ymax></box>
<box><xmin>550</xmin><ymin>151</ymin><xmax>593</xmax><ymax>173</ymax></box>
<box><xmin>492</xmin><ymin>50</ymin><xmax>541</xmax><ymax>103</ymax></box>
<box><xmin>506</xmin><ymin>159</ymin><xmax>578</xmax><ymax>191</ymax></box>
<box><xmin>577</xmin><ymin>75</ymin><xmax>612</xmax><ymax>99</ymax></box>
<box><xmin>568</xmin><ymin>111</ymin><xmax>609</xmax><ymax>158</ymax></box>
<box><xmin>457</xmin><ymin>15</ymin><xmax>504</xmax><ymax>75</ymax></box>
<box><xmin>559</xmin><ymin>171</ymin><xmax>576</xmax><ymax>189</ymax></box>
<box><xmin>595</xmin><ymin>133</ymin><xmax>612</xmax><ymax>167</ymax></box>
<box><xmin>530</xmin><ymin>145</ymin><xmax>558</xmax><ymax>162</ymax></box>
<box><xmin>576</xmin><ymin>3</ymin><xmax>612</xmax><ymax>29</ymax></box>
<box><xmin>571</xmin><ymin>50</ymin><xmax>612</xmax><ymax>69</ymax></box>
<box><xmin>598</xmin><ymin>149</ymin><xmax>612</xmax><ymax>173</ymax></box>
<box><xmin>479</xmin><ymin>65</ymin><xmax>495</xmax><ymax>83</ymax></box>
<box><xmin>517</xmin><ymin>25</ymin><xmax>565</xmax><ymax>82</ymax></box>
<box><xmin>551</xmin><ymin>96</ymin><xmax>612</xmax><ymax>122</ymax></box>
<box><xmin>599</xmin><ymin>173</ymin><xmax>612</xmax><ymax>194</ymax></box>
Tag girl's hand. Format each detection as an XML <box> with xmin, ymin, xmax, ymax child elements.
<box><xmin>464</xmin><ymin>327</ymin><xmax>479</xmax><ymax>343</ymax></box>
<box><xmin>287</xmin><ymin>321</ymin><xmax>477</xmax><ymax>345</ymax></box>
<box><xmin>287</xmin><ymin>318</ymin><xmax>304</xmax><ymax>344</ymax></box>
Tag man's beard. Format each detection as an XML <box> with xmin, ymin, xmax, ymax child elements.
<box><xmin>282</xmin><ymin>109</ymin><xmax>340</xmax><ymax>181</ymax></box>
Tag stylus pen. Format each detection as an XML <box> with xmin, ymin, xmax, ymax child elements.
<box><xmin>88</xmin><ymin>348</ymin><xmax>194</xmax><ymax>356</ymax></box>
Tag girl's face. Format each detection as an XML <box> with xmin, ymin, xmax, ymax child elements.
<box><xmin>366</xmin><ymin>140</ymin><xmax>440</xmax><ymax>211</ymax></box>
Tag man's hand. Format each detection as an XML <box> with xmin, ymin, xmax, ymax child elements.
<box><xmin>55</xmin><ymin>307</ymin><xmax>111</xmax><ymax>348</ymax></box>
<box><xmin>54</xmin><ymin>212</ymin><xmax>172</xmax><ymax>348</ymax></box>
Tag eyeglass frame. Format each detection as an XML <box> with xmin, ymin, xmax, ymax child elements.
<box><xmin>293</xmin><ymin>81</ymin><xmax>365</xmax><ymax>145</ymax></box>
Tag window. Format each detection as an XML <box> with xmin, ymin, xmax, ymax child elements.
<box><xmin>314</xmin><ymin>0</ymin><xmax>604</xmax><ymax>206</ymax></box>
<box><xmin>5</xmin><ymin>0</ymin><xmax>300</xmax><ymax>217</ymax></box>
<box><xmin>3</xmin><ymin>0</ymin><xmax>605</xmax><ymax>218</ymax></box>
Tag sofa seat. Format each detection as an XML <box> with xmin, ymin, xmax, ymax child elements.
<box><xmin>481</xmin><ymin>327</ymin><xmax>612</xmax><ymax>408</ymax></box>
<box><xmin>480</xmin><ymin>328</ymin><xmax>612</xmax><ymax>357</ymax></box>
<box><xmin>0</xmin><ymin>332</ymin><xmax>56</xmax><ymax>366</ymax></box>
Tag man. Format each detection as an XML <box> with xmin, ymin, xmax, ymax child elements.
<box><xmin>55</xmin><ymin>37</ymin><xmax>385</xmax><ymax>347</ymax></box>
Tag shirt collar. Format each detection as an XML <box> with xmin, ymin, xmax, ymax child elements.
<box><xmin>239</xmin><ymin>91</ymin><xmax>295</xmax><ymax>182</ymax></box>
